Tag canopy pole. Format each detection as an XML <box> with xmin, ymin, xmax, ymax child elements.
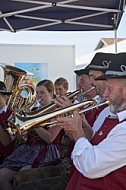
<box><xmin>113</xmin><ymin>13</ymin><xmax>118</xmax><ymax>53</ymax></box>
<box><xmin>114</xmin><ymin>29</ymin><xmax>117</xmax><ymax>53</ymax></box>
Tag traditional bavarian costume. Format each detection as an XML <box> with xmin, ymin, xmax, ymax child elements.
<box><xmin>0</xmin><ymin>123</ymin><xmax>64</xmax><ymax>171</ymax></box>
<box><xmin>68</xmin><ymin>99</ymin><xmax>109</xmax><ymax>179</ymax></box>
<box><xmin>66</xmin><ymin>110</ymin><xmax>126</xmax><ymax>190</ymax></box>
<box><xmin>0</xmin><ymin>105</ymin><xmax>15</xmax><ymax>161</ymax></box>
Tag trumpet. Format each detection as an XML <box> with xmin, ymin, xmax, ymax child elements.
<box><xmin>23</xmin><ymin>86</ymin><xmax>95</xmax><ymax>117</ymax></box>
<box><xmin>5</xmin><ymin>100</ymin><xmax>109</xmax><ymax>136</ymax></box>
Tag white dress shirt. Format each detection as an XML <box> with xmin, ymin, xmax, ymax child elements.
<box><xmin>71</xmin><ymin>109</ymin><xmax>126</xmax><ymax>179</ymax></box>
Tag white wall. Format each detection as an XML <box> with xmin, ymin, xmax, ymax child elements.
<box><xmin>0</xmin><ymin>44</ymin><xmax>76</xmax><ymax>91</ymax></box>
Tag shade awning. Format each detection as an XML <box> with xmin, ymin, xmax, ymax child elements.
<box><xmin>0</xmin><ymin>0</ymin><xmax>125</xmax><ymax>32</ymax></box>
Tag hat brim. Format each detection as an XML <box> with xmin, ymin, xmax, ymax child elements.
<box><xmin>95</xmin><ymin>74</ymin><xmax>126</xmax><ymax>80</ymax></box>
<box><xmin>74</xmin><ymin>70</ymin><xmax>89</xmax><ymax>76</ymax></box>
<box><xmin>0</xmin><ymin>90</ymin><xmax>12</xmax><ymax>95</ymax></box>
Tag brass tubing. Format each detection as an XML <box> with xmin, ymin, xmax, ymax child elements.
<box><xmin>39</xmin><ymin>100</ymin><xmax>109</xmax><ymax>128</ymax></box>
<box><xmin>6</xmin><ymin>100</ymin><xmax>109</xmax><ymax>135</ymax></box>
<box><xmin>24</xmin><ymin>87</ymin><xmax>95</xmax><ymax>117</ymax></box>
<box><xmin>15</xmin><ymin>100</ymin><xmax>96</xmax><ymax>134</ymax></box>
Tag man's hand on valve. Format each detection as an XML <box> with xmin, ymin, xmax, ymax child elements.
<box><xmin>56</xmin><ymin>110</ymin><xmax>84</xmax><ymax>142</ymax></box>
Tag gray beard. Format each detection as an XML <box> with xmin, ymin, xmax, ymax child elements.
<box><xmin>109</xmin><ymin>103</ymin><xmax>126</xmax><ymax>114</ymax></box>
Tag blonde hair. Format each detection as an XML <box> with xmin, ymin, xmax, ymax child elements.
<box><xmin>54</xmin><ymin>77</ymin><xmax>68</xmax><ymax>89</ymax></box>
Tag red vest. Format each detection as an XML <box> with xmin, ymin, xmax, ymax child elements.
<box><xmin>0</xmin><ymin>108</ymin><xmax>16</xmax><ymax>158</ymax></box>
<box><xmin>66</xmin><ymin>117</ymin><xmax>126</xmax><ymax>190</ymax></box>
<box><xmin>85</xmin><ymin>103</ymin><xmax>108</xmax><ymax>127</ymax></box>
<box><xmin>67</xmin><ymin>104</ymin><xmax>108</xmax><ymax>179</ymax></box>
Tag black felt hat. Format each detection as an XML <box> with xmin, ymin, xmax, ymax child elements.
<box><xmin>74</xmin><ymin>66</ymin><xmax>89</xmax><ymax>76</ymax></box>
<box><xmin>88</xmin><ymin>52</ymin><xmax>115</xmax><ymax>72</ymax></box>
<box><xmin>96</xmin><ymin>52</ymin><xmax>126</xmax><ymax>80</ymax></box>
<box><xmin>0</xmin><ymin>81</ymin><xmax>12</xmax><ymax>95</ymax></box>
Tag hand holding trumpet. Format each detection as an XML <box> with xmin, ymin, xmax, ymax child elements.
<box><xmin>56</xmin><ymin>110</ymin><xmax>85</xmax><ymax>142</ymax></box>
<box><xmin>54</xmin><ymin>97</ymin><xmax>93</xmax><ymax>142</ymax></box>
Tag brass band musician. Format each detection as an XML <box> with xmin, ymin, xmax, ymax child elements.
<box><xmin>0</xmin><ymin>81</ymin><xmax>15</xmax><ymax>163</ymax></box>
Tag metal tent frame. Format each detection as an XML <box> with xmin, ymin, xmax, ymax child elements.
<box><xmin>0</xmin><ymin>0</ymin><xmax>125</xmax><ymax>52</ymax></box>
<box><xmin>0</xmin><ymin>0</ymin><xmax>125</xmax><ymax>32</ymax></box>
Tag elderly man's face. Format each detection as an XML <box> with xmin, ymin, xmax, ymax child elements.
<box><xmin>89</xmin><ymin>70</ymin><xmax>105</xmax><ymax>97</ymax></box>
<box><xmin>103</xmin><ymin>78</ymin><xmax>126</xmax><ymax>113</ymax></box>
<box><xmin>78</xmin><ymin>74</ymin><xmax>92</xmax><ymax>92</ymax></box>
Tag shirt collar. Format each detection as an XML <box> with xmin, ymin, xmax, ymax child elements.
<box><xmin>117</xmin><ymin>110</ymin><xmax>126</xmax><ymax>122</ymax></box>
<box><xmin>93</xmin><ymin>95</ymin><xmax>105</xmax><ymax>104</ymax></box>
<box><xmin>0</xmin><ymin>105</ymin><xmax>7</xmax><ymax>114</ymax></box>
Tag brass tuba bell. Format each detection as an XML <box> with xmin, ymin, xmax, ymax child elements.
<box><xmin>0</xmin><ymin>63</ymin><xmax>36</xmax><ymax>113</ymax></box>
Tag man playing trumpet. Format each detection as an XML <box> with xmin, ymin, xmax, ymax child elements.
<box><xmin>57</xmin><ymin>52</ymin><xmax>126</xmax><ymax>190</ymax></box>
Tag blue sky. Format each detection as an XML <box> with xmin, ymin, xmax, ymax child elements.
<box><xmin>0</xmin><ymin>8</ymin><xmax>126</xmax><ymax>58</ymax></box>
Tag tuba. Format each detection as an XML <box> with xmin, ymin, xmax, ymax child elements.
<box><xmin>0</xmin><ymin>63</ymin><xmax>36</xmax><ymax>113</ymax></box>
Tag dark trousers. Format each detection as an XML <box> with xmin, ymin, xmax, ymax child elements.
<box><xmin>13</xmin><ymin>158</ymin><xmax>71</xmax><ymax>190</ymax></box>
<box><xmin>15</xmin><ymin>176</ymin><xmax>68</xmax><ymax>190</ymax></box>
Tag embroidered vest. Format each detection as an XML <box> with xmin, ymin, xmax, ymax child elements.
<box><xmin>66</xmin><ymin>117</ymin><xmax>126</xmax><ymax>190</ymax></box>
